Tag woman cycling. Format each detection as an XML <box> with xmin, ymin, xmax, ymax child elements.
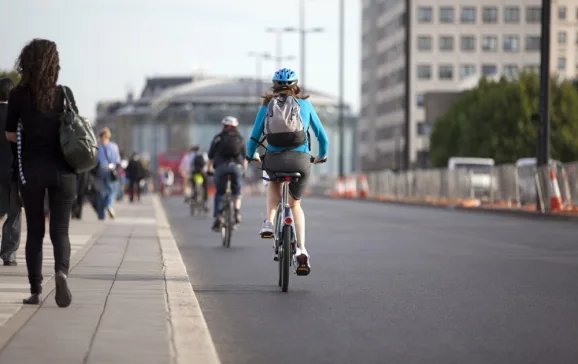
<box><xmin>246</xmin><ymin>68</ymin><xmax>328</xmax><ymax>275</ymax></box>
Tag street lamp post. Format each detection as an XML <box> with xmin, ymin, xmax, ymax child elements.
<box><xmin>538</xmin><ymin>0</ymin><xmax>552</xmax><ymax>211</ymax></box>
<box><xmin>248</xmin><ymin>52</ymin><xmax>272</xmax><ymax>98</ymax></box>
<box><xmin>283</xmin><ymin>0</ymin><xmax>324</xmax><ymax>93</ymax></box>
<box><xmin>338</xmin><ymin>0</ymin><xmax>345</xmax><ymax>178</ymax></box>
<box><xmin>266</xmin><ymin>27</ymin><xmax>295</xmax><ymax>69</ymax></box>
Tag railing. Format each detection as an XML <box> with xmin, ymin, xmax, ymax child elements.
<box><xmin>304</xmin><ymin>161</ymin><xmax>578</xmax><ymax>214</ymax></box>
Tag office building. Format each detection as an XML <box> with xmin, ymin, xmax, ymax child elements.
<box><xmin>360</xmin><ymin>0</ymin><xmax>578</xmax><ymax>170</ymax></box>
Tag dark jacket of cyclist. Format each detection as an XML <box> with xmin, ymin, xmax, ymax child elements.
<box><xmin>246</xmin><ymin>68</ymin><xmax>328</xmax><ymax>276</ymax></box>
<box><xmin>207</xmin><ymin>116</ymin><xmax>248</xmax><ymax>231</ymax></box>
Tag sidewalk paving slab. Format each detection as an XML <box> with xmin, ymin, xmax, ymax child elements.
<box><xmin>0</xmin><ymin>210</ymin><xmax>104</xmax><ymax>328</ymax></box>
<box><xmin>0</xmin><ymin>196</ymin><xmax>220</xmax><ymax>364</ymax></box>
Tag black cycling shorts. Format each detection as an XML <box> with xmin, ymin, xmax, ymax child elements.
<box><xmin>262</xmin><ymin>151</ymin><xmax>311</xmax><ymax>200</ymax></box>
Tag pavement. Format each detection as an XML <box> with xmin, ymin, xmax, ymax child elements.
<box><xmin>0</xmin><ymin>213</ymin><xmax>101</xmax><ymax>328</ymax></box>
<box><xmin>0</xmin><ymin>196</ymin><xmax>219</xmax><ymax>364</ymax></box>
<box><xmin>1</xmin><ymin>193</ymin><xmax>577</xmax><ymax>364</ymax></box>
<box><xmin>163</xmin><ymin>195</ymin><xmax>578</xmax><ymax>364</ymax></box>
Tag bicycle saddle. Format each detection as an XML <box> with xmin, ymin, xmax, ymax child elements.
<box><xmin>271</xmin><ymin>172</ymin><xmax>302</xmax><ymax>178</ymax></box>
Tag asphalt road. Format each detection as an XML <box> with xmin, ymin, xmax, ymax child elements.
<box><xmin>163</xmin><ymin>196</ymin><xmax>578</xmax><ymax>364</ymax></box>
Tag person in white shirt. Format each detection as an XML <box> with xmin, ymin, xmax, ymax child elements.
<box><xmin>178</xmin><ymin>146</ymin><xmax>197</xmax><ymax>202</ymax></box>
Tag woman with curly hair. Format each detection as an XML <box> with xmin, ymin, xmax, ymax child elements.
<box><xmin>4</xmin><ymin>38</ymin><xmax>78</xmax><ymax>307</ymax></box>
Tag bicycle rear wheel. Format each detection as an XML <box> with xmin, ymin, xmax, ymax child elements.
<box><xmin>222</xmin><ymin>196</ymin><xmax>233</xmax><ymax>248</ymax></box>
<box><xmin>274</xmin><ymin>205</ymin><xmax>283</xmax><ymax>286</ymax></box>
<box><xmin>280</xmin><ymin>225</ymin><xmax>291</xmax><ymax>292</ymax></box>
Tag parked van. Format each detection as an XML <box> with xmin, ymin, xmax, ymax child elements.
<box><xmin>448</xmin><ymin>157</ymin><xmax>496</xmax><ymax>197</ymax></box>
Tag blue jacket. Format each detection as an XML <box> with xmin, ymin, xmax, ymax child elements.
<box><xmin>246</xmin><ymin>98</ymin><xmax>329</xmax><ymax>158</ymax></box>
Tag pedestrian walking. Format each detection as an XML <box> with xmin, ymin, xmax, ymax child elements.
<box><xmin>4</xmin><ymin>39</ymin><xmax>78</xmax><ymax>307</ymax></box>
<box><xmin>0</xmin><ymin>78</ymin><xmax>22</xmax><ymax>266</ymax></box>
<box><xmin>126</xmin><ymin>152</ymin><xmax>146</xmax><ymax>203</ymax></box>
<box><xmin>95</xmin><ymin>127</ymin><xmax>121</xmax><ymax>220</ymax></box>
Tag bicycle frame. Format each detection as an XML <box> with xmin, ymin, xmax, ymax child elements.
<box><xmin>274</xmin><ymin>178</ymin><xmax>296</xmax><ymax>255</ymax></box>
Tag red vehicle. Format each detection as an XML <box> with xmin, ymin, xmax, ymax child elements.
<box><xmin>157</xmin><ymin>149</ymin><xmax>186</xmax><ymax>195</ymax></box>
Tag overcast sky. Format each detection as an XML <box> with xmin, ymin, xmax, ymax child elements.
<box><xmin>0</xmin><ymin>0</ymin><xmax>360</xmax><ymax>120</ymax></box>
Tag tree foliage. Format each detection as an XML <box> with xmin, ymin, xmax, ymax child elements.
<box><xmin>0</xmin><ymin>69</ymin><xmax>20</xmax><ymax>85</ymax></box>
<box><xmin>429</xmin><ymin>71</ymin><xmax>578</xmax><ymax>167</ymax></box>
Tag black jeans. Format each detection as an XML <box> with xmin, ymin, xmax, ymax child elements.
<box><xmin>128</xmin><ymin>180</ymin><xmax>141</xmax><ymax>202</ymax></box>
<box><xmin>20</xmin><ymin>173</ymin><xmax>76</xmax><ymax>295</ymax></box>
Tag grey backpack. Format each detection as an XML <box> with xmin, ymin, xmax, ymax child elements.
<box><xmin>263</xmin><ymin>95</ymin><xmax>306</xmax><ymax>148</ymax></box>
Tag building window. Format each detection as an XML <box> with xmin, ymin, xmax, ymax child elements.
<box><xmin>559</xmin><ymin>6</ymin><xmax>567</xmax><ymax>20</ymax></box>
<box><xmin>417</xmin><ymin>94</ymin><xmax>424</xmax><ymax>107</ymax></box>
<box><xmin>460</xmin><ymin>35</ymin><xmax>476</xmax><ymax>51</ymax></box>
<box><xmin>482</xmin><ymin>35</ymin><xmax>498</xmax><ymax>51</ymax></box>
<box><xmin>439</xmin><ymin>36</ymin><xmax>454</xmax><ymax>51</ymax></box>
<box><xmin>417</xmin><ymin>36</ymin><xmax>432</xmax><ymax>51</ymax></box>
<box><xmin>461</xmin><ymin>7</ymin><xmax>476</xmax><ymax>23</ymax></box>
<box><xmin>482</xmin><ymin>64</ymin><xmax>498</xmax><ymax>76</ymax></box>
<box><xmin>417</xmin><ymin>64</ymin><xmax>432</xmax><ymax>80</ymax></box>
<box><xmin>418</xmin><ymin>7</ymin><xmax>433</xmax><ymax>22</ymax></box>
<box><xmin>503</xmin><ymin>64</ymin><xmax>519</xmax><ymax>77</ymax></box>
<box><xmin>558</xmin><ymin>31</ymin><xmax>567</xmax><ymax>44</ymax></box>
<box><xmin>504</xmin><ymin>35</ymin><xmax>520</xmax><ymax>52</ymax></box>
<box><xmin>525</xmin><ymin>36</ymin><xmax>541</xmax><ymax>51</ymax></box>
<box><xmin>417</xmin><ymin>122</ymin><xmax>432</xmax><ymax>136</ymax></box>
<box><xmin>483</xmin><ymin>7</ymin><xmax>498</xmax><ymax>23</ymax></box>
<box><xmin>504</xmin><ymin>6</ymin><xmax>520</xmax><ymax>22</ymax></box>
<box><xmin>439</xmin><ymin>64</ymin><xmax>454</xmax><ymax>80</ymax></box>
<box><xmin>459</xmin><ymin>64</ymin><xmax>476</xmax><ymax>79</ymax></box>
<box><xmin>524</xmin><ymin>64</ymin><xmax>540</xmax><ymax>73</ymax></box>
<box><xmin>440</xmin><ymin>7</ymin><xmax>454</xmax><ymax>23</ymax></box>
<box><xmin>558</xmin><ymin>57</ymin><xmax>567</xmax><ymax>70</ymax></box>
<box><xmin>526</xmin><ymin>6</ymin><xmax>541</xmax><ymax>23</ymax></box>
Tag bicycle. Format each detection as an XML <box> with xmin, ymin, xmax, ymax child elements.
<box><xmin>208</xmin><ymin>171</ymin><xmax>237</xmax><ymax>248</ymax></box>
<box><xmin>256</xmin><ymin>154</ymin><xmax>326</xmax><ymax>292</ymax></box>
<box><xmin>189</xmin><ymin>172</ymin><xmax>207</xmax><ymax>216</ymax></box>
<box><xmin>220</xmin><ymin>174</ymin><xmax>237</xmax><ymax>248</ymax></box>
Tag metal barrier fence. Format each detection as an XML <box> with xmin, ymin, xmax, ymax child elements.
<box><xmin>304</xmin><ymin>161</ymin><xmax>578</xmax><ymax>213</ymax></box>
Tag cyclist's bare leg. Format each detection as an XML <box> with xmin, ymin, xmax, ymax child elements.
<box><xmin>266</xmin><ymin>182</ymin><xmax>281</xmax><ymax>221</ymax></box>
<box><xmin>288</xmin><ymin>196</ymin><xmax>305</xmax><ymax>251</ymax></box>
<box><xmin>260</xmin><ymin>182</ymin><xmax>281</xmax><ymax>237</ymax></box>
<box><xmin>289</xmin><ymin>195</ymin><xmax>310</xmax><ymax>275</ymax></box>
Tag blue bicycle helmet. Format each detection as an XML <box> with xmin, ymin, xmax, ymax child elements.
<box><xmin>272</xmin><ymin>68</ymin><xmax>298</xmax><ymax>88</ymax></box>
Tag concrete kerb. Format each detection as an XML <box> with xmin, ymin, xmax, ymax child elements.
<box><xmin>152</xmin><ymin>196</ymin><xmax>221</xmax><ymax>364</ymax></box>
<box><xmin>321</xmin><ymin>196</ymin><xmax>578</xmax><ymax>223</ymax></box>
<box><xmin>0</xmin><ymin>226</ymin><xmax>106</xmax><ymax>353</ymax></box>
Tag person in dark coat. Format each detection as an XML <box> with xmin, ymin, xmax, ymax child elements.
<box><xmin>0</xmin><ymin>78</ymin><xmax>22</xmax><ymax>266</ymax></box>
<box><xmin>5</xmin><ymin>39</ymin><xmax>78</xmax><ymax>307</ymax></box>
<box><xmin>126</xmin><ymin>152</ymin><xmax>146</xmax><ymax>202</ymax></box>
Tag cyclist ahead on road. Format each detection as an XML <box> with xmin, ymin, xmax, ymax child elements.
<box><xmin>246</xmin><ymin>68</ymin><xmax>328</xmax><ymax>275</ymax></box>
<box><xmin>190</xmin><ymin>145</ymin><xmax>209</xmax><ymax>211</ymax></box>
<box><xmin>207</xmin><ymin>116</ymin><xmax>248</xmax><ymax>231</ymax></box>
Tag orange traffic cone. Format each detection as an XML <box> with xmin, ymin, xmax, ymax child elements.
<box><xmin>358</xmin><ymin>175</ymin><xmax>369</xmax><ymax>198</ymax></box>
<box><xmin>332</xmin><ymin>178</ymin><xmax>345</xmax><ymax>198</ymax></box>
<box><xmin>549</xmin><ymin>168</ymin><xmax>563</xmax><ymax>212</ymax></box>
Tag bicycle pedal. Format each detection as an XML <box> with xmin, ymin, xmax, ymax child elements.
<box><xmin>260</xmin><ymin>232</ymin><xmax>274</xmax><ymax>239</ymax></box>
<box><xmin>295</xmin><ymin>265</ymin><xmax>310</xmax><ymax>276</ymax></box>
